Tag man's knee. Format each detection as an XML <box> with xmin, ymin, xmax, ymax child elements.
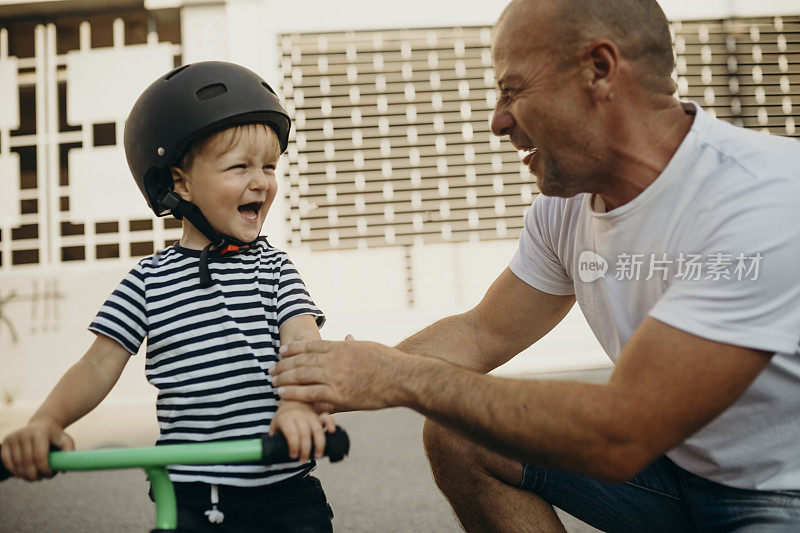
<box><xmin>422</xmin><ymin>419</ymin><xmax>524</xmax><ymax>488</ymax></box>
<box><xmin>423</xmin><ymin>419</ymin><xmax>472</xmax><ymax>470</ymax></box>
<box><xmin>423</xmin><ymin>419</ymin><xmax>485</xmax><ymax>497</ymax></box>
<box><xmin>423</xmin><ymin>420</ymin><xmax>457</xmax><ymax>478</ymax></box>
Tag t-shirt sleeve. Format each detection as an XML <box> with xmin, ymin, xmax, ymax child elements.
<box><xmin>649</xmin><ymin>184</ymin><xmax>800</xmax><ymax>355</ymax></box>
<box><xmin>275</xmin><ymin>254</ymin><xmax>325</xmax><ymax>328</ymax></box>
<box><xmin>88</xmin><ymin>262</ymin><xmax>148</xmax><ymax>355</ymax></box>
<box><xmin>509</xmin><ymin>195</ymin><xmax>575</xmax><ymax>295</ymax></box>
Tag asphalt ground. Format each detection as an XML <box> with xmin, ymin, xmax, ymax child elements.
<box><xmin>0</xmin><ymin>368</ymin><xmax>610</xmax><ymax>532</ymax></box>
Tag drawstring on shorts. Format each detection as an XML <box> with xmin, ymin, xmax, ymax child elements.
<box><xmin>204</xmin><ymin>484</ymin><xmax>225</xmax><ymax>524</ymax></box>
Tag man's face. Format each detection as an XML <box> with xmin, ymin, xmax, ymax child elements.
<box><xmin>181</xmin><ymin>124</ymin><xmax>280</xmax><ymax>245</ymax></box>
<box><xmin>490</xmin><ymin>7</ymin><xmax>594</xmax><ymax>198</ymax></box>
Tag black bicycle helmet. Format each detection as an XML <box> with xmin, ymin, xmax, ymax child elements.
<box><xmin>125</xmin><ymin>60</ymin><xmax>290</xmax><ymax>216</ymax></box>
<box><xmin>123</xmin><ymin>61</ymin><xmax>291</xmax><ymax>287</ymax></box>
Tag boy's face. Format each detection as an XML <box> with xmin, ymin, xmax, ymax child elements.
<box><xmin>174</xmin><ymin>124</ymin><xmax>280</xmax><ymax>246</ymax></box>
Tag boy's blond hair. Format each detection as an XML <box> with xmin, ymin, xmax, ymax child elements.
<box><xmin>177</xmin><ymin>123</ymin><xmax>281</xmax><ymax>173</ymax></box>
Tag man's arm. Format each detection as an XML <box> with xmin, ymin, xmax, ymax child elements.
<box><xmin>272</xmin><ymin>317</ymin><xmax>770</xmax><ymax>483</ymax></box>
<box><xmin>397</xmin><ymin>268</ymin><xmax>575</xmax><ymax>372</ymax></box>
<box><xmin>399</xmin><ymin>317</ymin><xmax>771</xmax><ymax>482</ymax></box>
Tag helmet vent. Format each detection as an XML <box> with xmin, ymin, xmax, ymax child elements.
<box><xmin>262</xmin><ymin>82</ymin><xmax>277</xmax><ymax>95</ymax></box>
<box><xmin>196</xmin><ymin>83</ymin><xmax>227</xmax><ymax>101</ymax></box>
<box><xmin>165</xmin><ymin>64</ymin><xmax>190</xmax><ymax>80</ymax></box>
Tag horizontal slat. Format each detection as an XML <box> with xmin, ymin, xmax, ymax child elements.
<box><xmin>297</xmin><ymin>123</ymin><xmax>495</xmax><ymax>146</ymax></box>
<box><xmin>292</xmin><ymin>137</ymin><xmax>516</xmax><ymax>157</ymax></box>
<box><xmin>294</xmin><ymin>154</ymin><xmax>523</xmax><ymax>176</ymax></box>
<box><xmin>295</xmin><ymin>180</ymin><xmax>536</xmax><ymax>204</ymax></box>
<box><xmin>299</xmin><ymin>221</ymin><xmax>527</xmax><ymax>249</ymax></box>
<box><xmin>295</xmin><ymin>110</ymin><xmax>495</xmax><ymax>134</ymax></box>
<box><xmin>297</xmin><ymin>231</ymin><xmax>519</xmax><ymax>252</ymax></box>
<box><xmin>300</xmin><ymin>196</ymin><xmax>530</xmax><ymax>218</ymax></box>
<box><xmin>292</xmin><ymin>79</ymin><xmax>495</xmax><ymax>101</ymax></box>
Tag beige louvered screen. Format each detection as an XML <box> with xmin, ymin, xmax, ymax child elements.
<box><xmin>673</xmin><ymin>17</ymin><xmax>799</xmax><ymax>135</ymax></box>
<box><xmin>281</xmin><ymin>15</ymin><xmax>799</xmax><ymax>252</ymax></box>
<box><xmin>280</xmin><ymin>28</ymin><xmax>534</xmax><ymax>251</ymax></box>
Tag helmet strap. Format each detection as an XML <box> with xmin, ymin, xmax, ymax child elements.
<box><xmin>198</xmin><ymin>244</ymin><xmax>215</xmax><ymax>288</ymax></box>
<box><xmin>160</xmin><ymin>191</ymin><xmax>255</xmax><ymax>287</ymax></box>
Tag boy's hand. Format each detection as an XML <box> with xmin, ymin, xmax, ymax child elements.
<box><xmin>270</xmin><ymin>401</ymin><xmax>336</xmax><ymax>463</ymax></box>
<box><xmin>0</xmin><ymin>418</ymin><xmax>75</xmax><ymax>481</ymax></box>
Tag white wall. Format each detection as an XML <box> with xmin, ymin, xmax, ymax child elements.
<box><xmin>258</xmin><ymin>0</ymin><xmax>799</xmax><ymax>34</ymax></box>
<box><xmin>659</xmin><ymin>0</ymin><xmax>800</xmax><ymax>20</ymax></box>
<box><xmin>290</xmin><ymin>241</ymin><xmax>608</xmax><ymax>377</ymax></box>
<box><xmin>0</xmin><ymin>264</ymin><xmax>153</xmax><ymax>407</ymax></box>
<box><xmin>11</xmin><ymin>0</ymin><xmax>797</xmax><ymax>428</ymax></box>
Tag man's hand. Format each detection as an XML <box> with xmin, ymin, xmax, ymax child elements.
<box><xmin>270</xmin><ymin>400</ymin><xmax>336</xmax><ymax>462</ymax></box>
<box><xmin>1</xmin><ymin>418</ymin><xmax>75</xmax><ymax>481</ymax></box>
<box><xmin>271</xmin><ymin>337</ymin><xmax>414</xmax><ymax>412</ymax></box>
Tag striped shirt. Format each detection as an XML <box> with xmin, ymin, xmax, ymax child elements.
<box><xmin>89</xmin><ymin>238</ymin><xmax>324</xmax><ymax>487</ymax></box>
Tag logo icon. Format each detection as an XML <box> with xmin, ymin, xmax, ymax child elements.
<box><xmin>578</xmin><ymin>251</ymin><xmax>607</xmax><ymax>283</ymax></box>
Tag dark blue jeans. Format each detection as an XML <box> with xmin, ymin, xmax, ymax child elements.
<box><xmin>521</xmin><ymin>457</ymin><xmax>800</xmax><ymax>532</ymax></box>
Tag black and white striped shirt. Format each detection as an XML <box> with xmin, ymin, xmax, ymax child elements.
<box><xmin>89</xmin><ymin>238</ymin><xmax>324</xmax><ymax>487</ymax></box>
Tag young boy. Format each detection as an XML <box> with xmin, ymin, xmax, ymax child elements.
<box><xmin>1</xmin><ymin>61</ymin><xmax>335</xmax><ymax>532</ymax></box>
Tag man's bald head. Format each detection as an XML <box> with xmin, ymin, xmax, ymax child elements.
<box><xmin>498</xmin><ymin>0</ymin><xmax>674</xmax><ymax>83</ymax></box>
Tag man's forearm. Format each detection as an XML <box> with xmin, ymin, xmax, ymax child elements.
<box><xmin>395</xmin><ymin>356</ymin><xmax>646</xmax><ymax>483</ymax></box>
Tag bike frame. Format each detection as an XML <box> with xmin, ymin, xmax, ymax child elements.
<box><xmin>50</xmin><ymin>439</ymin><xmax>268</xmax><ymax>530</ymax></box>
<box><xmin>1</xmin><ymin>428</ymin><xmax>349</xmax><ymax>532</ymax></box>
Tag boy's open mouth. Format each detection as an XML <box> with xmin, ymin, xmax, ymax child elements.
<box><xmin>238</xmin><ymin>202</ymin><xmax>262</xmax><ymax>220</ymax></box>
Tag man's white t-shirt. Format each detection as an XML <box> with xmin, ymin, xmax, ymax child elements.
<box><xmin>509</xmin><ymin>102</ymin><xmax>800</xmax><ymax>491</ymax></box>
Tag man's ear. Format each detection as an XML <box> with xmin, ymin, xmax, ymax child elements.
<box><xmin>170</xmin><ymin>167</ymin><xmax>191</xmax><ymax>202</ymax></box>
<box><xmin>583</xmin><ymin>39</ymin><xmax>618</xmax><ymax>102</ymax></box>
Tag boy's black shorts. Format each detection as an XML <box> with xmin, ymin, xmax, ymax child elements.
<box><xmin>149</xmin><ymin>475</ymin><xmax>333</xmax><ymax>532</ymax></box>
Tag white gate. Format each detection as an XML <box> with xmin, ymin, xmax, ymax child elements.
<box><xmin>0</xmin><ymin>8</ymin><xmax>182</xmax><ymax>271</ymax></box>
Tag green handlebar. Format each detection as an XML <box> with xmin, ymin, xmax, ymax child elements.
<box><xmin>48</xmin><ymin>438</ymin><xmax>263</xmax><ymax>472</ymax></box>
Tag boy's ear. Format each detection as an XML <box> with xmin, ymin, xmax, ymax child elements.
<box><xmin>170</xmin><ymin>167</ymin><xmax>192</xmax><ymax>202</ymax></box>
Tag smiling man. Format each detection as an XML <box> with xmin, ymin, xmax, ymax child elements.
<box><xmin>271</xmin><ymin>0</ymin><xmax>800</xmax><ymax>530</ymax></box>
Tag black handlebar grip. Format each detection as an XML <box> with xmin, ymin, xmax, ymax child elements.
<box><xmin>261</xmin><ymin>427</ymin><xmax>350</xmax><ymax>464</ymax></box>
<box><xmin>0</xmin><ymin>445</ymin><xmax>10</xmax><ymax>482</ymax></box>
<box><xmin>323</xmin><ymin>427</ymin><xmax>350</xmax><ymax>462</ymax></box>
